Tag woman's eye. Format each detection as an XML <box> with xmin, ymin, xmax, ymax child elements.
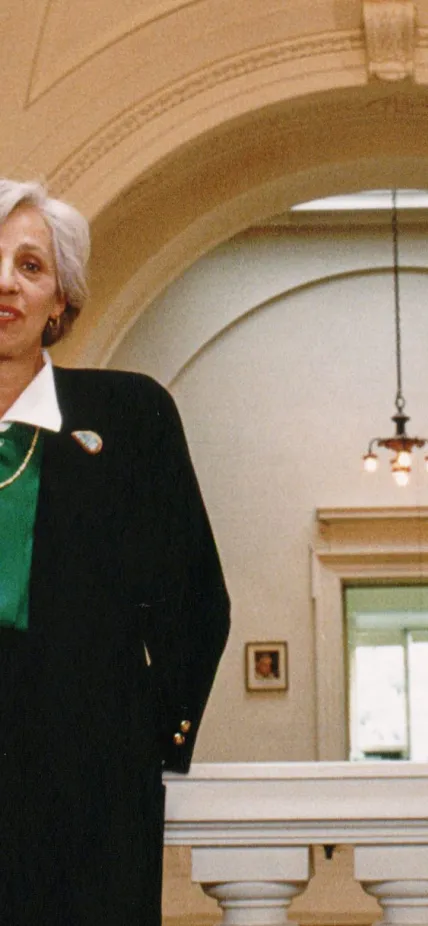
<box><xmin>22</xmin><ymin>260</ymin><xmax>41</xmax><ymax>273</ymax></box>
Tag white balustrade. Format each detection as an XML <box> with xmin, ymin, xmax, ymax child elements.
<box><xmin>164</xmin><ymin>762</ymin><xmax>428</xmax><ymax>926</ymax></box>
<box><xmin>356</xmin><ymin>846</ymin><xmax>428</xmax><ymax>926</ymax></box>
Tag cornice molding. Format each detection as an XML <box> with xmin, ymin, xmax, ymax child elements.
<box><xmin>317</xmin><ymin>505</ymin><xmax>428</xmax><ymax>522</ymax></box>
<box><xmin>49</xmin><ymin>29</ymin><xmax>362</xmax><ymax>196</ymax></box>
<box><xmin>363</xmin><ymin>0</ymin><xmax>416</xmax><ymax>81</ymax></box>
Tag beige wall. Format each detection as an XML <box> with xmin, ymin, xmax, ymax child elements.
<box><xmin>110</xmin><ymin>222</ymin><xmax>428</xmax><ymax>763</ymax></box>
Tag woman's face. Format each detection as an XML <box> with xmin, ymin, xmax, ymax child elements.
<box><xmin>0</xmin><ymin>204</ymin><xmax>65</xmax><ymax>363</ymax></box>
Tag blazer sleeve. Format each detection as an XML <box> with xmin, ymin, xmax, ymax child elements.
<box><xmin>140</xmin><ymin>385</ymin><xmax>230</xmax><ymax>773</ymax></box>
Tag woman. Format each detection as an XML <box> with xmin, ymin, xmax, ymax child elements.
<box><xmin>0</xmin><ymin>179</ymin><xmax>230</xmax><ymax>925</ymax></box>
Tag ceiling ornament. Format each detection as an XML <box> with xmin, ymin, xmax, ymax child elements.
<box><xmin>363</xmin><ymin>0</ymin><xmax>416</xmax><ymax>81</ymax></box>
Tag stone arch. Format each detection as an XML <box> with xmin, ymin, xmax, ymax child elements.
<box><xmin>52</xmin><ymin>83</ymin><xmax>428</xmax><ymax>366</ymax></box>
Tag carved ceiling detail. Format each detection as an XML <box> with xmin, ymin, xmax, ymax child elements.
<box><xmin>363</xmin><ymin>0</ymin><xmax>416</xmax><ymax>81</ymax></box>
<box><xmin>26</xmin><ymin>0</ymin><xmax>201</xmax><ymax>105</ymax></box>
<box><xmin>49</xmin><ymin>29</ymin><xmax>362</xmax><ymax>195</ymax></box>
<box><xmin>51</xmin><ymin>90</ymin><xmax>428</xmax><ymax>200</ymax></box>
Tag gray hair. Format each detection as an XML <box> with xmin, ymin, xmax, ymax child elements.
<box><xmin>0</xmin><ymin>179</ymin><xmax>90</xmax><ymax>345</ymax></box>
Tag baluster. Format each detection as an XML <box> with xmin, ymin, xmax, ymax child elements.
<box><xmin>193</xmin><ymin>846</ymin><xmax>312</xmax><ymax>926</ymax></box>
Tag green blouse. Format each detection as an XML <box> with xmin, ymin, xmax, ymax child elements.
<box><xmin>0</xmin><ymin>423</ymin><xmax>43</xmax><ymax>630</ymax></box>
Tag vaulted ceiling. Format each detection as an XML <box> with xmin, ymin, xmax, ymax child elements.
<box><xmin>3</xmin><ymin>0</ymin><xmax>428</xmax><ymax>364</ymax></box>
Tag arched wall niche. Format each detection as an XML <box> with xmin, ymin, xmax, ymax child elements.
<box><xmin>110</xmin><ymin>258</ymin><xmax>428</xmax><ymax>389</ymax></box>
<box><xmin>51</xmin><ymin>84</ymin><xmax>428</xmax><ymax>367</ymax></box>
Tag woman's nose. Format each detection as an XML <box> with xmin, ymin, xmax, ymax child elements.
<box><xmin>0</xmin><ymin>263</ymin><xmax>19</xmax><ymax>292</ymax></box>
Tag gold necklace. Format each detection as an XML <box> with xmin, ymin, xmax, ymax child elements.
<box><xmin>0</xmin><ymin>427</ymin><xmax>41</xmax><ymax>490</ymax></box>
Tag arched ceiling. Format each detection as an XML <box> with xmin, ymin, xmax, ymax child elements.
<box><xmin>54</xmin><ymin>84</ymin><xmax>428</xmax><ymax>366</ymax></box>
<box><xmin>2</xmin><ymin>0</ymin><xmax>428</xmax><ymax>365</ymax></box>
<box><xmin>8</xmin><ymin>0</ymin><xmax>365</xmax><ymax>206</ymax></box>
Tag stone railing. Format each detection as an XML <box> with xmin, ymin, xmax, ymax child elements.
<box><xmin>164</xmin><ymin>761</ymin><xmax>428</xmax><ymax>926</ymax></box>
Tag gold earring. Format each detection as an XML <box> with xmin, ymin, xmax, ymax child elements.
<box><xmin>48</xmin><ymin>315</ymin><xmax>61</xmax><ymax>333</ymax></box>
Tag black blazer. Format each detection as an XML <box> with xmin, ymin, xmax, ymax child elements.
<box><xmin>1</xmin><ymin>366</ymin><xmax>230</xmax><ymax>926</ymax></box>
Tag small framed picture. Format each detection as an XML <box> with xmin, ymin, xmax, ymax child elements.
<box><xmin>245</xmin><ymin>641</ymin><xmax>288</xmax><ymax>691</ymax></box>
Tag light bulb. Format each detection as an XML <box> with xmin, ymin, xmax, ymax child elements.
<box><xmin>363</xmin><ymin>453</ymin><xmax>378</xmax><ymax>472</ymax></box>
<box><xmin>391</xmin><ymin>456</ymin><xmax>410</xmax><ymax>487</ymax></box>
<box><xmin>393</xmin><ymin>469</ymin><xmax>410</xmax><ymax>487</ymax></box>
<box><xmin>396</xmin><ymin>450</ymin><xmax>411</xmax><ymax>468</ymax></box>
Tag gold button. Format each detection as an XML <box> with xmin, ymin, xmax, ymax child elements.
<box><xmin>173</xmin><ymin>732</ymin><xmax>185</xmax><ymax>746</ymax></box>
<box><xmin>180</xmin><ymin>720</ymin><xmax>191</xmax><ymax>733</ymax></box>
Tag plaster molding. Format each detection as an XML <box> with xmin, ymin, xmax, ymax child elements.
<box><xmin>50</xmin><ymin>86</ymin><xmax>428</xmax><ymax>207</ymax></box>
<box><xmin>26</xmin><ymin>0</ymin><xmax>201</xmax><ymax>105</ymax></box>
<box><xmin>49</xmin><ymin>29</ymin><xmax>362</xmax><ymax>196</ymax></box>
<box><xmin>26</xmin><ymin>0</ymin><xmax>53</xmax><ymax>106</ymax></box>
<box><xmin>363</xmin><ymin>0</ymin><xmax>416</xmax><ymax>81</ymax></box>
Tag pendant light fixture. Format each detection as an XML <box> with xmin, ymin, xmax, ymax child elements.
<box><xmin>363</xmin><ymin>190</ymin><xmax>428</xmax><ymax>487</ymax></box>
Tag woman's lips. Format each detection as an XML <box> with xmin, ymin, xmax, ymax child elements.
<box><xmin>0</xmin><ymin>305</ymin><xmax>21</xmax><ymax>320</ymax></box>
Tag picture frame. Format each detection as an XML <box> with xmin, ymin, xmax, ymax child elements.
<box><xmin>245</xmin><ymin>641</ymin><xmax>288</xmax><ymax>691</ymax></box>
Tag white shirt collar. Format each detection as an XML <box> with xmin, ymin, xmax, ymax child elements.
<box><xmin>0</xmin><ymin>351</ymin><xmax>62</xmax><ymax>433</ymax></box>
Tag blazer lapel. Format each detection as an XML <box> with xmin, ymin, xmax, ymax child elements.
<box><xmin>29</xmin><ymin>368</ymin><xmax>108</xmax><ymax>638</ymax></box>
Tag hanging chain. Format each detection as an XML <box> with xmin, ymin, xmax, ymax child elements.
<box><xmin>392</xmin><ymin>189</ymin><xmax>405</xmax><ymax>413</ymax></box>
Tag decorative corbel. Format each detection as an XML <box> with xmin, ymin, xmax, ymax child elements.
<box><xmin>363</xmin><ymin>0</ymin><xmax>416</xmax><ymax>81</ymax></box>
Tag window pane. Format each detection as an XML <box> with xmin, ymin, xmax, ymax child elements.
<box><xmin>352</xmin><ymin>645</ymin><xmax>407</xmax><ymax>759</ymax></box>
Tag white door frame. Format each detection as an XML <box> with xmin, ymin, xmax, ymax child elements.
<box><xmin>311</xmin><ymin>507</ymin><xmax>428</xmax><ymax>760</ymax></box>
